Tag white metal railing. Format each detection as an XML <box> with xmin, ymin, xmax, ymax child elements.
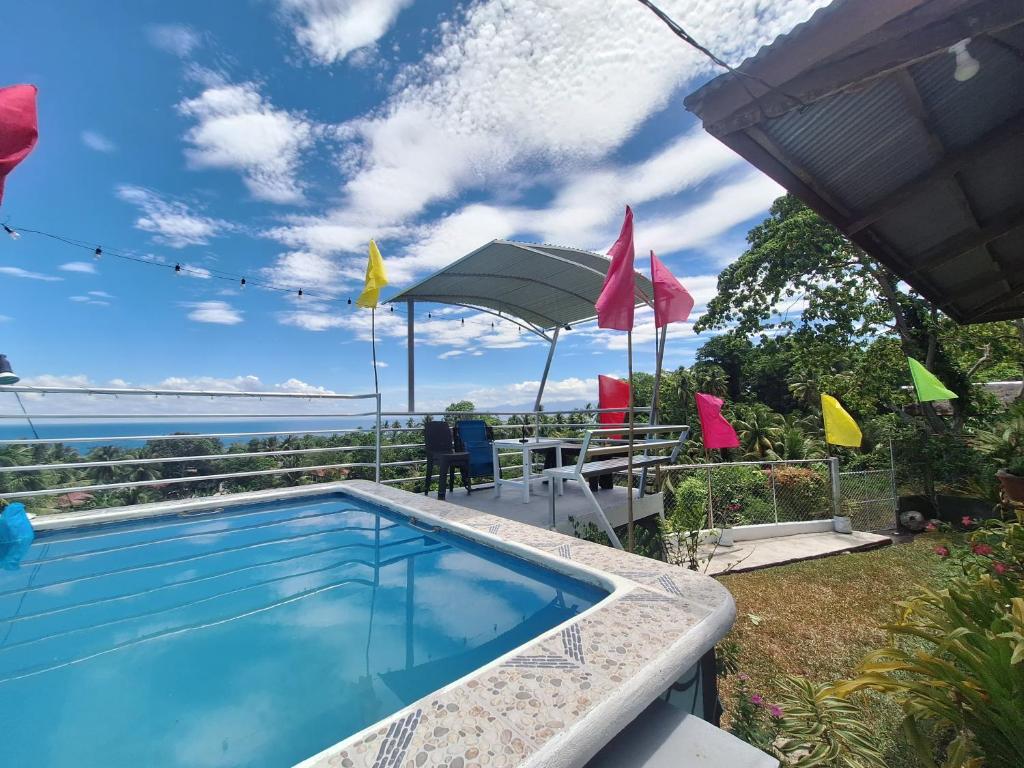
<box><xmin>0</xmin><ymin>385</ymin><xmax>652</xmax><ymax>509</ymax></box>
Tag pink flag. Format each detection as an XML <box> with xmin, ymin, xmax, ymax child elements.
<box><xmin>651</xmin><ymin>250</ymin><xmax>694</xmax><ymax>327</ymax></box>
<box><xmin>695</xmin><ymin>392</ymin><xmax>740</xmax><ymax>450</ymax></box>
<box><xmin>595</xmin><ymin>206</ymin><xmax>636</xmax><ymax>331</ymax></box>
<box><xmin>0</xmin><ymin>85</ymin><xmax>39</xmax><ymax>206</ymax></box>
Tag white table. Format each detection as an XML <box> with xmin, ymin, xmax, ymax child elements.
<box><xmin>492</xmin><ymin>437</ymin><xmax>564</xmax><ymax>503</ymax></box>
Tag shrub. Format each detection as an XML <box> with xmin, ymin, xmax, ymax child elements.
<box><xmin>773</xmin><ymin>465</ymin><xmax>831</xmax><ymax>521</ymax></box>
<box><xmin>834</xmin><ymin>513</ymin><xmax>1024</xmax><ymax>767</ymax></box>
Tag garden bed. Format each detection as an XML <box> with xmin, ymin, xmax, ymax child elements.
<box><xmin>716</xmin><ymin>534</ymin><xmax>958</xmax><ymax>767</ymax></box>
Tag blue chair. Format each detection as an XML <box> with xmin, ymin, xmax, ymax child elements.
<box><xmin>454</xmin><ymin>420</ymin><xmax>494</xmax><ymax>481</ymax></box>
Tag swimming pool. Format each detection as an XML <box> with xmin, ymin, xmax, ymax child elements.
<box><xmin>0</xmin><ymin>493</ymin><xmax>606</xmax><ymax>768</ymax></box>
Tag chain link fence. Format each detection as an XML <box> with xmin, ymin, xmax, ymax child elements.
<box><xmin>839</xmin><ymin>469</ymin><xmax>898</xmax><ymax>531</ymax></box>
<box><xmin>660</xmin><ymin>456</ymin><xmax>899</xmax><ymax>532</ymax></box>
<box><xmin>660</xmin><ymin>459</ymin><xmax>836</xmax><ymax>529</ymax></box>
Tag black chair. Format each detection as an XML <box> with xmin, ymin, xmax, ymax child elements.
<box><xmin>423</xmin><ymin>422</ymin><xmax>472</xmax><ymax>500</ymax></box>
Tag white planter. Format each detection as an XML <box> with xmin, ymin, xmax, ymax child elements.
<box><xmin>833</xmin><ymin>515</ymin><xmax>853</xmax><ymax>534</ymax></box>
<box><xmin>717</xmin><ymin>527</ymin><xmax>734</xmax><ymax>547</ymax></box>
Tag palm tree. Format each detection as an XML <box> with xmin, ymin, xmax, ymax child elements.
<box><xmin>733</xmin><ymin>405</ymin><xmax>786</xmax><ymax>460</ymax></box>
<box><xmin>695</xmin><ymin>364</ymin><xmax>729</xmax><ymax>398</ymax></box>
<box><xmin>87</xmin><ymin>446</ymin><xmax>125</xmax><ymax>486</ymax></box>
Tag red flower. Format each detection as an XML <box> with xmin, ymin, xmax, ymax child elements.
<box><xmin>972</xmin><ymin>543</ymin><xmax>994</xmax><ymax>556</ymax></box>
<box><xmin>994</xmin><ymin>562</ymin><xmax>1008</xmax><ymax>575</ymax></box>
<box><xmin>749</xmin><ymin>693</ymin><xmax>764</xmax><ymax>706</ymax></box>
<box><xmin>769</xmin><ymin>704</ymin><xmax>784</xmax><ymax>719</ymax></box>
<box><xmin>924</xmin><ymin>521</ymin><xmax>937</xmax><ymax>532</ymax></box>
<box><xmin>933</xmin><ymin>546</ymin><xmax>950</xmax><ymax>558</ymax></box>
<box><xmin>961</xmin><ymin>516</ymin><xmax>973</xmax><ymax>527</ymax></box>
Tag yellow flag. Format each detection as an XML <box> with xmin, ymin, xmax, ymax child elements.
<box><xmin>356</xmin><ymin>240</ymin><xmax>388</xmax><ymax>308</ymax></box>
<box><xmin>821</xmin><ymin>394</ymin><xmax>862</xmax><ymax>447</ymax></box>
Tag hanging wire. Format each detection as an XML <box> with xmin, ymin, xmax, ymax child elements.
<box><xmin>634</xmin><ymin>0</ymin><xmax>808</xmax><ymax>110</ymax></box>
<box><xmin>1</xmin><ymin>222</ymin><xmax>551</xmax><ymax>332</ymax></box>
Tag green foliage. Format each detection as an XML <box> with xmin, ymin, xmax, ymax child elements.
<box><xmin>773</xmin><ymin>677</ymin><xmax>887</xmax><ymax>768</ymax></box>
<box><xmin>773</xmin><ymin>466</ymin><xmax>831</xmax><ymax>521</ymax></box>
<box><xmin>834</xmin><ymin>514</ymin><xmax>1024</xmax><ymax>767</ymax></box>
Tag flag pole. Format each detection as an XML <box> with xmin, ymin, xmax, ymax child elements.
<box><xmin>626</xmin><ymin>329</ymin><xmax>635</xmax><ymax>552</ymax></box>
<box><xmin>370</xmin><ymin>306</ymin><xmax>380</xmax><ymax>394</ymax></box>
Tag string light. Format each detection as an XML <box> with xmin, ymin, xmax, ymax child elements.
<box><xmin>4</xmin><ymin>222</ymin><xmax>558</xmax><ymax>335</ymax></box>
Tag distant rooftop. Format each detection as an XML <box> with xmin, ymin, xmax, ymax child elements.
<box><xmin>685</xmin><ymin>0</ymin><xmax>1024</xmax><ymax>324</ymax></box>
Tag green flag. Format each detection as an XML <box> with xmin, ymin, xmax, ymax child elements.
<box><xmin>907</xmin><ymin>357</ymin><xmax>957</xmax><ymax>402</ymax></box>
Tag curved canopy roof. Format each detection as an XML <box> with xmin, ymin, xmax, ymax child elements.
<box><xmin>388</xmin><ymin>239</ymin><xmax>654</xmax><ymax>332</ymax></box>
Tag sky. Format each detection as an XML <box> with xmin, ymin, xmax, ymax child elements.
<box><xmin>1</xmin><ymin>0</ymin><xmax>828</xmax><ymax>414</ymax></box>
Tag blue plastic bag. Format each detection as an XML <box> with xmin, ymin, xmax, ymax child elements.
<box><xmin>0</xmin><ymin>502</ymin><xmax>34</xmax><ymax>545</ymax></box>
<box><xmin>0</xmin><ymin>503</ymin><xmax>34</xmax><ymax>570</ymax></box>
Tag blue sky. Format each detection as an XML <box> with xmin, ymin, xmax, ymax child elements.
<box><xmin>1</xmin><ymin>0</ymin><xmax>826</xmax><ymax>413</ymax></box>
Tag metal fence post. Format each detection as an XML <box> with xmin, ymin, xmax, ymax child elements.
<box><xmin>769</xmin><ymin>463</ymin><xmax>779</xmax><ymax>524</ymax></box>
<box><xmin>888</xmin><ymin>438</ymin><xmax>898</xmax><ymax>507</ymax></box>
<box><xmin>374</xmin><ymin>394</ymin><xmax>382</xmax><ymax>484</ymax></box>
<box><xmin>828</xmin><ymin>457</ymin><xmax>841</xmax><ymax>518</ymax></box>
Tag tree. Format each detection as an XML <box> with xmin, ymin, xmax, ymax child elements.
<box><xmin>695</xmin><ymin>195</ymin><xmax>1001</xmax><ymax>434</ymax></box>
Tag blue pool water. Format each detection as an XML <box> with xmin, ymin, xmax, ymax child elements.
<box><xmin>0</xmin><ymin>494</ymin><xmax>605</xmax><ymax>767</ymax></box>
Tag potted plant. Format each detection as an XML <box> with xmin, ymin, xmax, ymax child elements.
<box><xmin>996</xmin><ymin>456</ymin><xmax>1024</xmax><ymax>503</ymax></box>
<box><xmin>833</xmin><ymin>500</ymin><xmax>854</xmax><ymax>534</ymax></box>
<box><xmin>973</xmin><ymin>416</ymin><xmax>1024</xmax><ymax>504</ymax></box>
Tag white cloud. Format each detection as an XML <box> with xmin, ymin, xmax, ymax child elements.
<box><xmin>69</xmin><ymin>295</ymin><xmax>110</xmax><ymax>306</ymax></box>
<box><xmin>89</xmin><ymin>290</ymin><xmax>113</xmax><ymax>298</ymax></box>
<box><xmin>81</xmin><ymin>131</ymin><xmax>116</xmax><ymax>153</ymax></box>
<box><xmin>0</xmin><ymin>266</ymin><xmax>62</xmax><ymax>282</ymax></box>
<box><xmin>184</xmin><ymin>301</ymin><xmax>244</xmax><ymax>325</ymax></box>
<box><xmin>641</xmin><ymin>171</ymin><xmax>784</xmax><ymax>256</ymax></box>
<box><xmin>177</xmin><ymin>82</ymin><xmax>317</xmax><ymax>204</ymax></box>
<box><xmin>0</xmin><ymin>315</ymin><xmax>10</xmax><ymax>322</ymax></box>
<box><xmin>374</xmin><ymin>360</ymin><xmax>388</xmax><ymax>368</ymax></box>
<box><xmin>328</xmin><ymin>0</ymin><xmax>826</xmax><ymax>226</ymax></box>
<box><xmin>260</xmin><ymin>250</ymin><xmax>351</xmax><ymax>294</ymax></box>
<box><xmin>116</xmin><ymin>185</ymin><xmax>232</xmax><ymax>248</ymax></box>
<box><xmin>278</xmin><ymin>0</ymin><xmax>413</xmax><ymax>65</ymax></box>
<box><xmin>454</xmin><ymin>376</ymin><xmax>599</xmax><ymax>409</ymax></box>
<box><xmin>178</xmin><ymin>263</ymin><xmax>212</xmax><ymax>279</ymax></box>
<box><xmin>146</xmin><ymin>23</ymin><xmax>202</xmax><ymax>57</ymax></box>
<box><xmin>60</xmin><ymin>261</ymin><xmax>97</xmax><ymax>274</ymax></box>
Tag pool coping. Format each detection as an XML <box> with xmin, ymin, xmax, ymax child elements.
<box><xmin>33</xmin><ymin>480</ymin><xmax>736</xmax><ymax>768</ymax></box>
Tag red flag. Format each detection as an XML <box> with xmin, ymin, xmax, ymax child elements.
<box><xmin>597</xmin><ymin>374</ymin><xmax>630</xmax><ymax>429</ymax></box>
<box><xmin>595</xmin><ymin>205</ymin><xmax>636</xmax><ymax>331</ymax></box>
<box><xmin>650</xmin><ymin>250</ymin><xmax>693</xmax><ymax>327</ymax></box>
<box><xmin>0</xmin><ymin>85</ymin><xmax>39</xmax><ymax>206</ymax></box>
<box><xmin>695</xmin><ymin>392</ymin><xmax>739</xmax><ymax>450</ymax></box>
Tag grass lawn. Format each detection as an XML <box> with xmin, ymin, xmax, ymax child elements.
<box><xmin>716</xmin><ymin>534</ymin><xmax>957</xmax><ymax>767</ymax></box>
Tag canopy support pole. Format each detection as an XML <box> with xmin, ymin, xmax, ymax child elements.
<box><xmin>406</xmin><ymin>301</ymin><xmax>415</xmax><ymax>413</ymax></box>
<box><xmin>649</xmin><ymin>325</ymin><xmax>667</xmax><ymax>426</ymax></box>
<box><xmin>641</xmin><ymin>325</ymin><xmax>669</xmax><ymax>491</ymax></box>
<box><xmin>533</xmin><ymin>327</ymin><xmax>560</xmax><ymax>412</ymax></box>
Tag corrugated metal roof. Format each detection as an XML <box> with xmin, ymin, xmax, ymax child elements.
<box><xmin>387</xmin><ymin>240</ymin><xmax>654</xmax><ymax>331</ymax></box>
<box><xmin>685</xmin><ymin>0</ymin><xmax>1024</xmax><ymax>323</ymax></box>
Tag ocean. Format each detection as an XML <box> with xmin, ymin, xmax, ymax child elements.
<box><xmin>0</xmin><ymin>418</ymin><xmax>380</xmax><ymax>452</ymax></box>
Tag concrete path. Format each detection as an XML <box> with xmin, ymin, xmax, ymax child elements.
<box><xmin>699</xmin><ymin>530</ymin><xmax>891</xmax><ymax>575</ymax></box>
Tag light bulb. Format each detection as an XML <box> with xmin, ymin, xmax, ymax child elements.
<box><xmin>949</xmin><ymin>39</ymin><xmax>979</xmax><ymax>82</ymax></box>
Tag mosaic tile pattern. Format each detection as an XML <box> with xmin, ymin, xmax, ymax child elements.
<box><xmin>297</xmin><ymin>480</ymin><xmax>736</xmax><ymax>768</ymax></box>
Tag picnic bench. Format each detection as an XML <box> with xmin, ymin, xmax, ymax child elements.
<box><xmin>543</xmin><ymin>424</ymin><xmax>689</xmax><ymax>549</ymax></box>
